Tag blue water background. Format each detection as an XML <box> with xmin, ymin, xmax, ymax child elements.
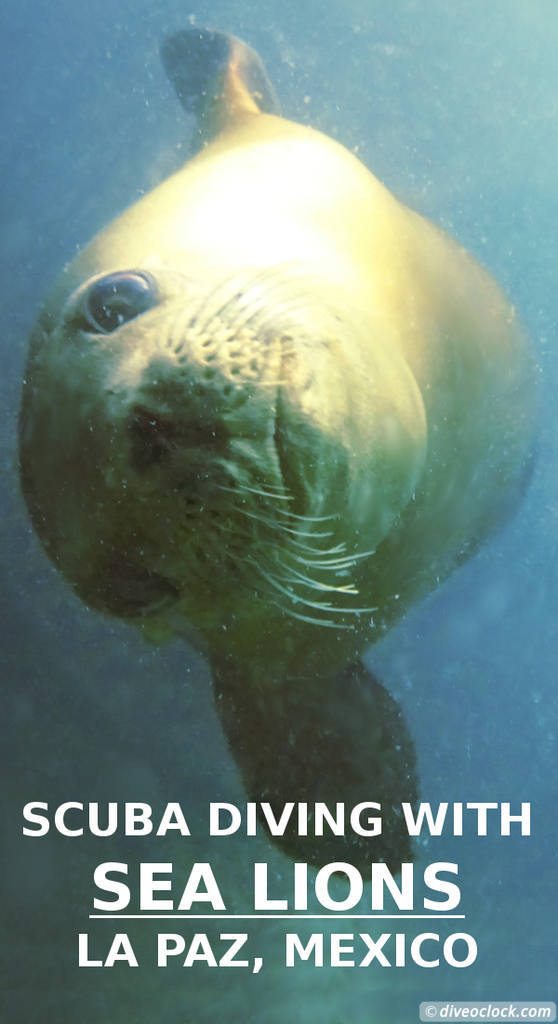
<box><xmin>1</xmin><ymin>1</ymin><xmax>557</xmax><ymax>1021</ymax></box>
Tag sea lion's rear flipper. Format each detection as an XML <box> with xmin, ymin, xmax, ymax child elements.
<box><xmin>211</xmin><ymin>657</ymin><xmax>419</xmax><ymax>871</ymax></box>
<box><xmin>161</xmin><ymin>29</ymin><xmax>280</xmax><ymax>148</ymax></box>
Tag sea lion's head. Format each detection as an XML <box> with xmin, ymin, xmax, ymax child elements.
<box><xmin>19</xmin><ymin>260</ymin><xmax>426</xmax><ymax>641</ymax></box>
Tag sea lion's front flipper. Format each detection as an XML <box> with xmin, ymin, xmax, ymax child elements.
<box><xmin>211</xmin><ymin>657</ymin><xmax>419</xmax><ymax>871</ymax></box>
<box><xmin>161</xmin><ymin>29</ymin><xmax>280</xmax><ymax>148</ymax></box>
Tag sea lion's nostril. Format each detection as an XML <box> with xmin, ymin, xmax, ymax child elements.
<box><xmin>129</xmin><ymin>405</ymin><xmax>229</xmax><ymax>471</ymax></box>
<box><xmin>129</xmin><ymin>408</ymin><xmax>176</xmax><ymax>470</ymax></box>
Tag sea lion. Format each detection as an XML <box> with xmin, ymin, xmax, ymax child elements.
<box><xmin>19</xmin><ymin>29</ymin><xmax>536</xmax><ymax>869</ymax></box>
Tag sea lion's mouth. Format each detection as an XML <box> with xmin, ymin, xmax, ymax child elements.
<box><xmin>92</xmin><ymin>556</ymin><xmax>181</xmax><ymax>618</ymax></box>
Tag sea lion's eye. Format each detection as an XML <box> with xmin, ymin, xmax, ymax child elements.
<box><xmin>81</xmin><ymin>271</ymin><xmax>159</xmax><ymax>333</ymax></box>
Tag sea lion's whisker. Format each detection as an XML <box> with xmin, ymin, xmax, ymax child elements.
<box><xmin>235</xmin><ymin>506</ymin><xmax>334</xmax><ymax>539</ymax></box>
<box><xmin>252</xmin><ymin>534</ymin><xmax>341</xmax><ymax>558</ymax></box>
<box><xmin>252</xmin><ymin>561</ymin><xmax>376</xmax><ymax>618</ymax></box>
<box><xmin>290</xmin><ymin>547</ymin><xmax>376</xmax><ymax>570</ymax></box>
<box><xmin>275</xmin><ymin>560</ymin><xmax>359</xmax><ymax>594</ymax></box>
<box><xmin>242</xmin><ymin>485</ymin><xmax>291</xmax><ymax>499</ymax></box>
<box><xmin>287</xmin><ymin>541</ymin><xmax>338</xmax><ymax>555</ymax></box>
<box><xmin>277</xmin><ymin>508</ymin><xmax>338</xmax><ymax>523</ymax></box>
<box><xmin>252</xmin><ymin>563</ymin><xmax>340</xmax><ymax>614</ymax></box>
<box><xmin>279</xmin><ymin>525</ymin><xmax>336</xmax><ymax>539</ymax></box>
<box><xmin>286</xmin><ymin>540</ymin><xmax>348</xmax><ymax>557</ymax></box>
<box><xmin>292</xmin><ymin>556</ymin><xmax>357</xmax><ymax>569</ymax></box>
<box><xmin>225</xmin><ymin>507</ymin><xmax>326</xmax><ymax>546</ymax></box>
<box><xmin>267</xmin><ymin>599</ymin><xmax>356</xmax><ymax>630</ymax></box>
<box><xmin>291</xmin><ymin>541</ymin><xmax>347</xmax><ymax>555</ymax></box>
<box><xmin>217</xmin><ymin>483</ymin><xmax>293</xmax><ymax>501</ymax></box>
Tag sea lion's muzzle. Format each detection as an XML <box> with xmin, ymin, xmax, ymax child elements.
<box><xmin>20</xmin><ymin>263</ymin><xmax>428</xmax><ymax>630</ymax></box>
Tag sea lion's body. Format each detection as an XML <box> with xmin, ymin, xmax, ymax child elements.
<box><xmin>19</xmin><ymin>30</ymin><xmax>536</xmax><ymax>867</ymax></box>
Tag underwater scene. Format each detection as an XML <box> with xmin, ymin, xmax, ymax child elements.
<box><xmin>2</xmin><ymin>0</ymin><xmax>557</xmax><ymax>1021</ymax></box>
